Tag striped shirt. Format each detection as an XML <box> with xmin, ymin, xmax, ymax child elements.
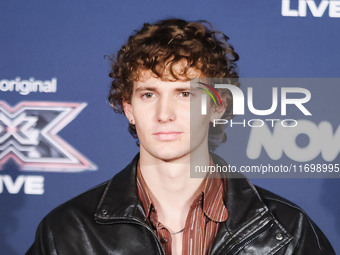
<box><xmin>136</xmin><ymin>163</ymin><xmax>228</xmax><ymax>255</ymax></box>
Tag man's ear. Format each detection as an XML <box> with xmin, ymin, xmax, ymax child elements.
<box><xmin>123</xmin><ymin>100</ymin><xmax>134</xmax><ymax>124</ymax></box>
<box><xmin>210</xmin><ymin>103</ymin><xmax>227</xmax><ymax>122</ymax></box>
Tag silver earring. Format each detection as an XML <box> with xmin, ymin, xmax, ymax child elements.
<box><xmin>130</xmin><ymin>119</ymin><xmax>134</xmax><ymax>125</ymax></box>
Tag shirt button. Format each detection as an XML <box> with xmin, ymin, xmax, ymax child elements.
<box><xmin>275</xmin><ymin>233</ymin><xmax>283</xmax><ymax>241</ymax></box>
<box><xmin>101</xmin><ymin>209</ymin><xmax>108</xmax><ymax>216</ymax></box>
<box><xmin>160</xmin><ymin>238</ymin><xmax>168</xmax><ymax>244</ymax></box>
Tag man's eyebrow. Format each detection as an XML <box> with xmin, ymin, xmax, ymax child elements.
<box><xmin>175</xmin><ymin>87</ymin><xmax>191</xmax><ymax>92</ymax></box>
<box><xmin>134</xmin><ymin>86</ymin><xmax>158</xmax><ymax>93</ymax></box>
<box><xmin>134</xmin><ymin>86</ymin><xmax>191</xmax><ymax>93</ymax></box>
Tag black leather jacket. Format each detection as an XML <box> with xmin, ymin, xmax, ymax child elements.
<box><xmin>27</xmin><ymin>154</ymin><xmax>335</xmax><ymax>254</ymax></box>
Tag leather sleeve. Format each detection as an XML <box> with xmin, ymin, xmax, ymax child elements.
<box><xmin>26</xmin><ymin>217</ymin><xmax>58</xmax><ymax>255</ymax></box>
<box><xmin>289</xmin><ymin>213</ymin><xmax>335</xmax><ymax>255</ymax></box>
<box><xmin>256</xmin><ymin>187</ymin><xmax>335</xmax><ymax>255</ymax></box>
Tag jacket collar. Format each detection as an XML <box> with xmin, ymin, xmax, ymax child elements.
<box><xmin>94</xmin><ymin>153</ymin><xmax>269</xmax><ymax>228</ymax></box>
<box><xmin>94</xmin><ymin>153</ymin><xmax>147</xmax><ymax>223</ymax></box>
<box><xmin>211</xmin><ymin>153</ymin><xmax>269</xmax><ymax>231</ymax></box>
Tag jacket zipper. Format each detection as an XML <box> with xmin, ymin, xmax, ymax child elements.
<box><xmin>218</xmin><ymin>220</ymin><xmax>274</xmax><ymax>255</ymax></box>
<box><xmin>96</xmin><ymin>217</ymin><xmax>165</xmax><ymax>255</ymax></box>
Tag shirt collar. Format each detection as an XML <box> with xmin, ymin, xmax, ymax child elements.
<box><xmin>136</xmin><ymin>159</ymin><xmax>228</xmax><ymax>223</ymax></box>
<box><xmin>202</xmin><ymin>176</ymin><xmax>228</xmax><ymax>222</ymax></box>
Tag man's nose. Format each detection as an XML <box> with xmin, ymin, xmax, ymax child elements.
<box><xmin>156</xmin><ymin>96</ymin><xmax>176</xmax><ymax>123</ymax></box>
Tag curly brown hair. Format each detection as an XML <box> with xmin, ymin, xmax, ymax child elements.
<box><xmin>108</xmin><ymin>18</ymin><xmax>239</xmax><ymax>150</ymax></box>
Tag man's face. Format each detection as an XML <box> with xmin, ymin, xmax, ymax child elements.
<box><xmin>123</xmin><ymin>71</ymin><xmax>221</xmax><ymax>162</ymax></box>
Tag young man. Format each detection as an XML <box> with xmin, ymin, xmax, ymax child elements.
<box><xmin>27</xmin><ymin>19</ymin><xmax>335</xmax><ymax>255</ymax></box>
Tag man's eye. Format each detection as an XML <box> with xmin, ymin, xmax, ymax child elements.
<box><xmin>180</xmin><ymin>92</ymin><xmax>191</xmax><ymax>98</ymax></box>
<box><xmin>141</xmin><ymin>93</ymin><xmax>155</xmax><ymax>99</ymax></box>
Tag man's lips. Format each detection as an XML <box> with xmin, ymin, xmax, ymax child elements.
<box><xmin>152</xmin><ymin>131</ymin><xmax>183</xmax><ymax>141</ymax></box>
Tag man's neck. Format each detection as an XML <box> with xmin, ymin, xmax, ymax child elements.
<box><xmin>138</xmin><ymin>146</ymin><xmax>211</xmax><ymax>231</ymax></box>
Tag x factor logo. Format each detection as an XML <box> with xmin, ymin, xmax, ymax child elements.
<box><xmin>0</xmin><ymin>101</ymin><xmax>97</xmax><ymax>172</ymax></box>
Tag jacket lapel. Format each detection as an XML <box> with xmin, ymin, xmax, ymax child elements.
<box><xmin>94</xmin><ymin>153</ymin><xmax>147</xmax><ymax>224</ymax></box>
<box><xmin>210</xmin><ymin>153</ymin><xmax>292</xmax><ymax>254</ymax></box>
